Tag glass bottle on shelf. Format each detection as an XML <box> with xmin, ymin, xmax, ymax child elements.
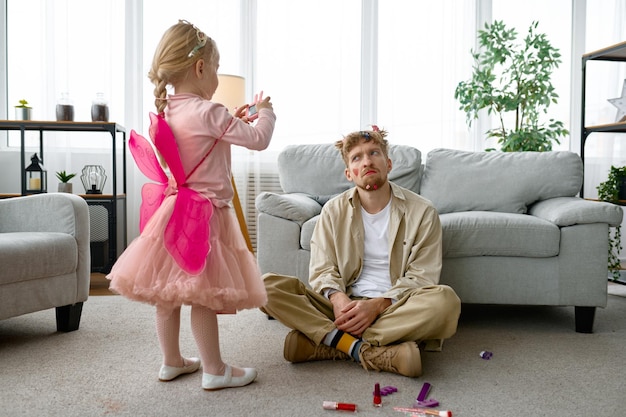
<box><xmin>56</xmin><ymin>92</ymin><xmax>74</xmax><ymax>121</ymax></box>
<box><xmin>91</xmin><ymin>92</ymin><xmax>109</xmax><ymax>122</ymax></box>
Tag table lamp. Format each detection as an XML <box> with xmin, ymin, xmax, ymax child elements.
<box><xmin>80</xmin><ymin>165</ymin><xmax>107</xmax><ymax>194</ymax></box>
<box><xmin>210</xmin><ymin>74</ymin><xmax>253</xmax><ymax>252</ymax></box>
<box><xmin>213</xmin><ymin>74</ymin><xmax>245</xmax><ymax>115</ymax></box>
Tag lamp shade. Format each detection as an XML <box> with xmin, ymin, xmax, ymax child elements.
<box><xmin>212</xmin><ymin>74</ymin><xmax>245</xmax><ymax>115</ymax></box>
<box><xmin>81</xmin><ymin>165</ymin><xmax>107</xmax><ymax>194</ymax></box>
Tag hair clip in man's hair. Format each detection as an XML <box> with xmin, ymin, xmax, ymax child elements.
<box><xmin>372</xmin><ymin>125</ymin><xmax>380</xmax><ymax>132</ymax></box>
<box><xmin>180</xmin><ymin>19</ymin><xmax>208</xmax><ymax>58</ymax></box>
<box><xmin>360</xmin><ymin>131</ymin><xmax>371</xmax><ymax>139</ymax></box>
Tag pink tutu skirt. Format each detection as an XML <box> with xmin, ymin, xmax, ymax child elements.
<box><xmin>107</xmin><ymin>196</ymin><xmax>267</xmax><ymax>312</ymax></box>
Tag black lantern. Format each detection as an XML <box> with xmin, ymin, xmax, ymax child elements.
<box><xmin>80</xmin><ymin>165</ymin><xmax>107</xmax><ymax>194</ymax></box>
<box><xmin>25</xmin><ymin>153</ymin><xmax>47</xmax><ymax>194</ymax></box>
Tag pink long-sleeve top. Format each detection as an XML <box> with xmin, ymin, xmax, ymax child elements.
<box><xmin>164</xmin><ymin>93</ymin><xmax>276</xmax><ymax>208</ymax></box>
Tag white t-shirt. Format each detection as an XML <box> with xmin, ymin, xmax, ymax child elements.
<box><xmin>349</xmin><ymin>199</ymin><xmax>392</xmax><ymax>298</ymax></box>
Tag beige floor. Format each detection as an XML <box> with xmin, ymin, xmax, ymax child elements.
<box><xmin>89</xmin><ymin>273</ymin><xmax>115</xmax><ymax>296</ymax></box>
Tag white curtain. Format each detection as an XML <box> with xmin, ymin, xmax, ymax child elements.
<box><xmin>6</xmin><ymin>0</ymin><xmax>125</xmax><ymax>136</ymax></box>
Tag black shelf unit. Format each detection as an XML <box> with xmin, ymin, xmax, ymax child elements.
<box><xmin>0</xmin><ymin>120</ymin><xmax>128</xmax><ymax>273</ymax></box>
<box><xmin>581</xmin><ymin>40</ymin><xmax>626</xmax><ymax>197</ymax></box>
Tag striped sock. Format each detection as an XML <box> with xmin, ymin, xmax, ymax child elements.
<box><xmin>323</xmin><ymin>329</ymin><xmax>363</xmax><ymax>362</ymax></box>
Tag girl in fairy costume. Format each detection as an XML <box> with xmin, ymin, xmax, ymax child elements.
<box><xmin>107</xmin><ymin>19</ymin><xmax>275</xmax><ymax>390</ymax></box>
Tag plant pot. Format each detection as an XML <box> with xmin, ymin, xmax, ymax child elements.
<box><xmin>15</xmin><ymin>107</ymin><xmax>32</xmax><ymax>120</ymax></box>
<box><xmin>58</xmin><ymin>183</ymin><xmax>73</xmax><ymax>193</ymax></box>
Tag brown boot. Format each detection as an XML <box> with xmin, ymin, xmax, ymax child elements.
<box><xmin>283</xmin><ymin>330</ymin><xmax>352</xmax><ymax>363</ymax></box>
<box><xmin>359</xmin><ymin>341</ymin><xmax>422</xmax><ymax>377</ymax></box>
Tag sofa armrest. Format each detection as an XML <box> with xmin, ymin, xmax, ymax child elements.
<box><xmin>255</xmin><ymin>192</ymin><xmax>322</xmax><ymax>225</ymax></box>
<box><xmin>0</xmin><ymin>193</ymin><xmax>91</xmax><ymax>299</ymax></box>
<box><xmin>529</xmin><ymin>197</ymin><xmax>623</xmax><ymax>227</ymax></box>
<box><xmin>0</xmin><ymin>193</ymin><xmax>89</xmax><ymax>235</ymax></box>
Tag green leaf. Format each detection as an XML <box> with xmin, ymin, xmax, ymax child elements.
<box><xmin>55</xmin><ymin>170</ymin><xmax>77</xmax><ymax>183</ymax></box>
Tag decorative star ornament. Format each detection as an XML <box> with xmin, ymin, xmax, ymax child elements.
<box><xmin>608</xmin><ymin>79</ymin><xmax>626</xmax><ymax>123</ymax></box>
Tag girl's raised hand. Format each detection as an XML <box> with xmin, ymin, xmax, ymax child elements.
<box><xmin>256</xmin><ymin>96</ymin><xmax>273</xmax><ymax>112</ymax></box>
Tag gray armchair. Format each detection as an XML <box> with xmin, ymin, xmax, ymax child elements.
<box><xmin>0</xmin><ymin>193</ymin><xmax>90</xmax><ymax>331</ymax></box>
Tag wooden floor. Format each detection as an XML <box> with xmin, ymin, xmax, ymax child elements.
<box><xmin>90</xmin><ymin>273</ymin><xmax>116</xmax><ymax>296</ymax></box>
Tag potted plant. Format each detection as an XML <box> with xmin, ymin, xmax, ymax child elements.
<box><xmin>15</xmin><ymin>99</ymin><xmax>32</xmax><ymax>121</ymax></box>
<box><xmin>56</xmin><ymin>170</ymin><xmax>77</xmax><ymax>193</ymax></box>
<box><xmin>454</xmin><ymin>20</ymin><xmax>569</xmax><ymax>152</ymax></box>
<box><xmin>596</xmin><ymin>165</ymin><xmax>626</xmax><ymax>281</ymax></box>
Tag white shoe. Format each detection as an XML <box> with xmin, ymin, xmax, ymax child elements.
<box><xmin>202</xmin><ymin>364</ymin><xmax>257</xmax><ymax>390</ymax></box>
<box><xmin>158</xmin><ymin>357</ymin><xmax>201</xmax><ymax>381</ymax></box>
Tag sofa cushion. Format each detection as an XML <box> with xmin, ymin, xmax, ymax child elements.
<box><xmin>255</xmin><ymin>192</ymin><xmax>322</xmax><ymax>225</ymax></box>
<box><xmin>0</xmin><ymin>232</ymin><xmax>78</xmax><ymax>285</ymax></box>
<box><xmin>420</xmin><ymin>148</ymin><xmax>583</xmax><ymax>214</ymax></box>
<box><xmin>278</xmin><ymin>143</ymin><xmax>422</xmax><ymax>198</ymax></box>
<box><xmin>441</xmin><ymin>212</ymin><xmax>560</xmax><ymax>258</ymax></box>
<box><xmin>294</xmin><ymin>210</ymin><xmax>561</xmax><ymax>258</ymax></box>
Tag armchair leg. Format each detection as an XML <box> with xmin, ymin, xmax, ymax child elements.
<box><xmin>574</xmin><ymin>306</ymin><xmax>595</xmax><ymax>333</ymax></box>
<box><xmin>56</xmin><ymin>302</ymin><xmax>84</xmax><ymax>332</ymax></box>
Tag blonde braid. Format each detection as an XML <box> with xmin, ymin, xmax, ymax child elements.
<box><xmin>153</xmin><ymin>80</ymin><xmax>168</xmax><ymax>114</ymax></box>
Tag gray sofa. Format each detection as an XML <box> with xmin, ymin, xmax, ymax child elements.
<box><xmin>255</xmin><ymin>145</ymin><xmax>624</xmax><ymax>333</ymax></box>
<box><xmin>0</xmin><ymin>193</ymin><xmax>90</xmax><ymax>331</ymax></box>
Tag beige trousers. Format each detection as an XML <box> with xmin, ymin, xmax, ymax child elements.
<box><xmin>260</xmin><ymin>273</ymin><xmax>461</xmax><ymax>349</ymax></box>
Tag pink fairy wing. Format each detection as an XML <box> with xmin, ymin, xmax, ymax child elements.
<box><xmin>149</xmin><ymin>113</ymin><xmax>186</xmax><ymax>185</ymax></box>
<box><xmin>163</xmin><ymin>187</ymin><xmax>213</xmax><ymax>275</ymax></box>
<box><xmin>139</xmin><ymin>183</ymin><xmax>166</xmax><ymax>233</ymax></box>
<box><xmin>129</xmin><ymin>129</ymin><xmax>168</xmax><ymax>184</ymax></box>
<box><xmin>146</xmin><ymin>113</ymin><xmax>214</xmax><ymax>274</ymax></box>
<box><xmin>129</xmin><ymin>128</ymin><xmax>168</xmax><ymax>232</ymax></box>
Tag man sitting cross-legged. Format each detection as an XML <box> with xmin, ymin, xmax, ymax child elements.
<box><xmin>260</xmin><ymin>127</ymin><xmax>461</xmax><ymax>377</ymax></box>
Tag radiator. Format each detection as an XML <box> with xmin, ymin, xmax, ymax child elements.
<box><xmin>236</xmin><ymin>171</ymin><xmax>283</xmax><ymax>252</ymax></box>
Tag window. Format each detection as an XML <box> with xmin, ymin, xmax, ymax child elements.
<box><xmin>255</xmin><ymin>0</ymin><xmax>362</xmax><ymax>150</ymax></box>
<box><xmin>378</xmin><ymin>0</ymin><xmax>477</xmax><ymax>153</ymax></box>
<box><xmin>2</xmin><ymin>0</ymin><xmax>125</xmax><ymax>194</ymax></box>
<box><xmin>6</xmin><ymin>0</ymin><xmax>125</xmax><ymax>149</ymax></box>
